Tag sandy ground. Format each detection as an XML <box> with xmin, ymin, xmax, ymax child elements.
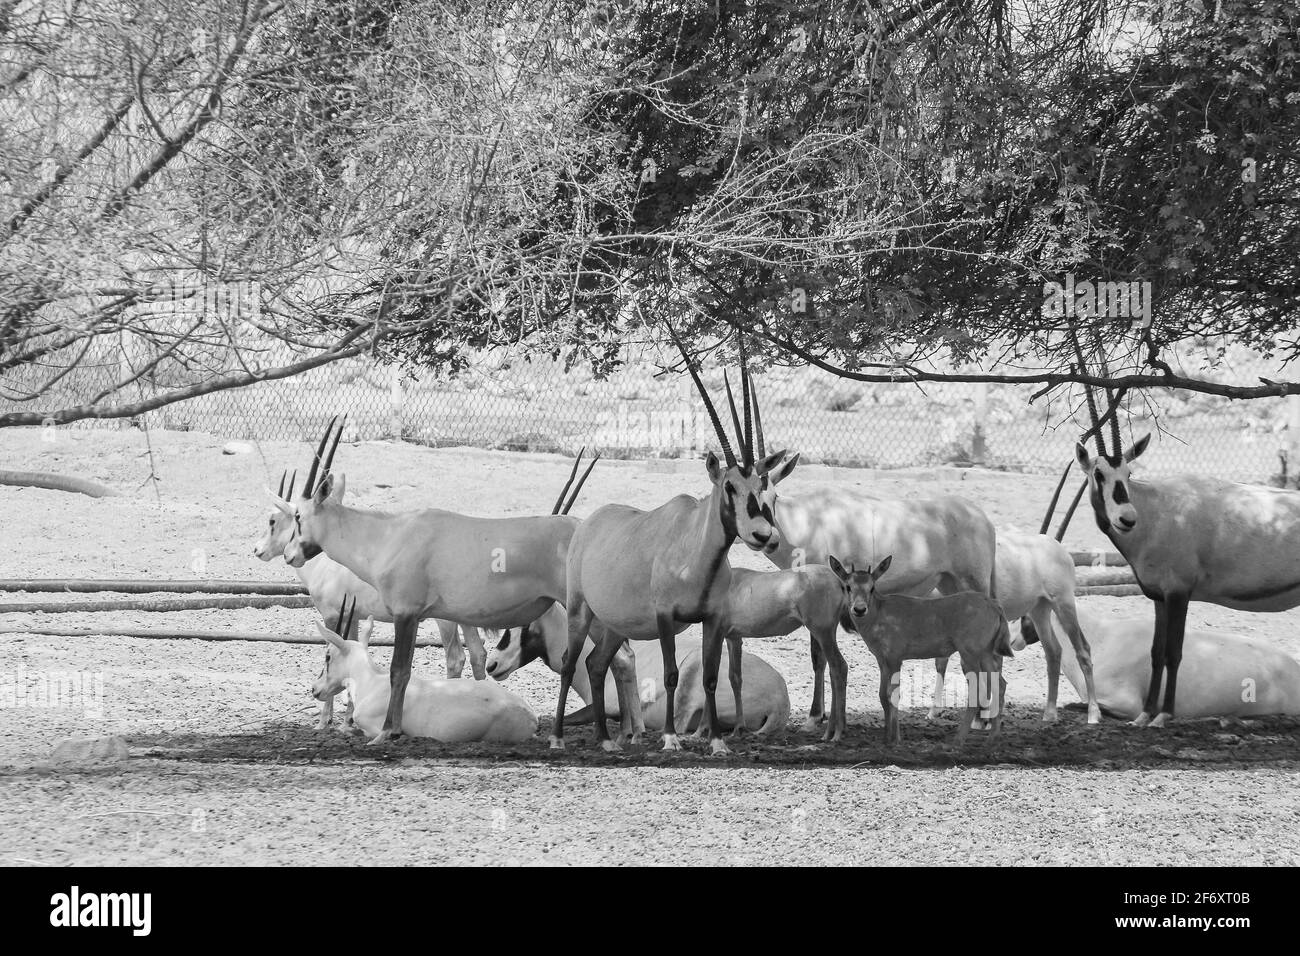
<box><xmin>1</xmin><ymin>427</ymin><xmax>1298</xmax><ymax>866</ymax></box>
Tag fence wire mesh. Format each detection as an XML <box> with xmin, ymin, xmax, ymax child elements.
<box><xmin>4</xmin><ymin>340</ymin><xmax>1298</xmax><ymax>483</ymax></box>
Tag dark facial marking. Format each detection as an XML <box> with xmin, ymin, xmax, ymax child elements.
<box><xmin>495</xmin><ymin>630</ymin><xmax>512</xmax><ymax>651</ymax></box>
<box><xmin>1112</xmin><ymin>480</ymin><xmax>1130</xmax><ymax>505</ymax></box>
<box><xmin>519</xmin><ymin>624</ymin><xmax>548</xmax><ymax>668</ymax></box>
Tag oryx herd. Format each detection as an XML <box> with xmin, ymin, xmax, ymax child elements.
<box><xmin>252</xmin><ymin>331</ymin><xmax>1300</xmax><ymax>752</ymax></box>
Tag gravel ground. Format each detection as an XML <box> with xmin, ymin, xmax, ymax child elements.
<box><xmin>1</xmin><ymin>426</ymin><xmax>1298</xmax><ymax>865</ymax></box>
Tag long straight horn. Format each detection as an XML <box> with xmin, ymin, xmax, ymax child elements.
<box><xmin>666</xmin><ymin>322</ymin><xmax>736</xmax><ymax>468</ymax></box>
<box><xmin>303</xmin><ymin>415</ymin><xmax>339</xmax><ymax>497</ymax></box>
<box><xmin>344</xmin><ymin>596</ymin><xmax>357</xmax><ymax>642</ymax></box>
<box><xmin>562</xmin><ymin>453</ymin><xmax>599</xmax><ymax>515</ymax></box>
<box><xmin>277</xmin><ymin>470</ymin><xmax>287</xmax><ymax>498</ymax></box>
<box><xmin>723</xmin><ymin>371</ymin><xmax>748</xmax><ymax>467</ymax></box>
<box><xmin>1038</xmin><ymin>460</ymin><xmax>1073</xmax><ymax>535</ymax></box>
<box><xmin>752</xmin><ymin>371</ymin><xmax>766</xmax><ymax>459</ymax></box>
<box><xmin>551</xmin><ymin>448</ymin><xmax>586</xmax><ymax>515</ymax></box>
<box><xmin>1107</xmin><ymin>388</ymin><xmax>1124</xmax><ymax>455</ymax></box>
<box><xmin>737</xmin><ymin>331</ymin><xmax>753</xmax><ymax>463</ymax></box>
<box><xmin>319</xmin><ymin>415</ymin><xmax>346</xmax><ymax>489</ymax></box>
<box><xmin>335</xmin><ymin>594</ymin><xmax>348</xmax><ymax>638</ymax></box>
<box><xmin>286</xmin><ymin>469</ymin><xmax>297</xmax><ymax>500</ymax></box>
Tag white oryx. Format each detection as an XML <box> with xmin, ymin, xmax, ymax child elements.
<box><xmin>276</xmin><ymin>420</ymin><xmax>610</xmax><ymax>744</ymax></box>
<box><xmin>1017</xmin><ymin>607</ymin><xmax>1300</xmax><ymax>721</ymax></box>
<box><xmin>1073</xmin><ymin>389</ymin><xmax>1300</xmax><ymax>726</ymax></box>
<box><xmin>553</xmin><ymin>326</ymin><xmax>794</xmax><ymax>755</ymax></box>
<box><xmin>485</xmin><ymin>602</ymin><xmax>791</xmax><ymax>734</ymax></box>
<box><xmin>996</xmin><ymin>530</ymin><xmax>1099</xmax><ymax>723</ymax></box>
<box><xmin>831</xmin><ymin>555</ymin><xmax>1012</xmax><ymax>746</ymax></box>
<box><xmin>255</xmin><ymin>469</ymin><xmax>484</xmax><ymax>729</ymax></box>
<box><xmin>312</xmin><ymin>599</ymin><xmax>537</xmax><ymax>743</ymax></box>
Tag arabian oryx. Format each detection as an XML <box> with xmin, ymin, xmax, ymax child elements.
<box><xmin>553</xmin><ymin>325</ymin><xmax>795</xmax><ymax>755</ymax></box>
<box><xmin>278</xmin><ymin>420</ymin><xmax>610</xmax><ymax>744</ymax></box>
<box><xmin>1017</xmin><ymin>607</ymin><xmax>1300</xmax><ymax>721</ymax></box>
<box><xmin>831</xmin><ymin>555</ymin><xmax>1012</xmax><ymax>746</ymax></box>
<box><xmin>749</xmin><ymin>407</ymin><xmax>996</xmax><ymax>726</ymax></box>
<box><xmin>312</xmin><ymin>598</ymin><xmax>537</xmax><ymax>743</ymax></box>
<box><xmin>484</xmin><ymin>602</ymin><xmax>791</xmax><ymax>734</ymax></box>
<box><xmin>1073</xmin><ymin>384</ymin><xmax>1300</xmax><ymax>726</ymax></box>
<box><xmin>256</xmin><ymin>469</ymin><xmax>484</xmax><ymax>728</ymax></box>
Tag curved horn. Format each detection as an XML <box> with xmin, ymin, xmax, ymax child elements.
<box><xmin>552</xmin><ymin>448</ymin><xmax>585</xmax><ymax>516</ymax></box>
<box><xmin>723</xmin><ymin>372</ymin><xmax>748</xmax><ymax>467</ymax></box>
<box><xmin>303</xmin><ymin>415</ymin><xmax>339</xmax><ymax>498</ymax></box>
<box><xmin>562</xmin><ymin>453</ymin><xmax>599</xmax><ymax>515</ymax></box>
<box><xmin>666</xmin><ymin>322</ymin><xmax>736</xmax><ymax>468</ymax></box>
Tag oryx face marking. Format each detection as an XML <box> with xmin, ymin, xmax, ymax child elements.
<box><xmin>828</xmin><ymin>554</ymin><xmax>892</xmax><ymax>625</ymax></box>
<box><xmin>484</xmin><ymin>624</ymin><xmax>544</xmax><ymax>678</ymax></box>
<box><xmin>1075</xmin><ymin>434</ymin><xmax>1150</xmax><ymax>536</ymax></box>
<box><xmin>710</xmin><ymin>452</ymin><xmax>789</xmax><ymax>553</ymax></box>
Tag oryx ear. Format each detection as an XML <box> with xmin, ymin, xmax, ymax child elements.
<box><xmin>1124</xmin><ymin>432</ymin><xmax>1151</xmax><ymax>463</ymax></box>
<box><xmin>357</xmin><ymin>615</ymin><xmax>374</xmax><ymax>648</ymax></box>
<box><xmin>315</xmin><ymin>622</ymin><xmax>346</xmax><ymax>649</ymax></box>
<box><xmin>872</xmin><ymin>555</ymin><xmax>893</xmax><ymax>579</ymax></box>
<box><xmin>1074</xmin><ymin>442</ymin><xmax>1092</xmax><ymax>474</ymax></box>
<box><xmin>314</xmin><ymin>472</ymin><xmax>334</xmax><ymax>504</ymax></box>
<box><xmin>330</xmin><ymin>472</ymin><xmax>347</xmax><ymax>503</ymax></box>
<box><xmin>766</xmin><ymin>451</ymin><xmax>799</xmax><ymax>485</ymax></box>
<box><xmin>265</xmin><ymin>487</ymin><xmax>295</xmax><ymax>515</ymax></box>
<box><xmin>827</xmin><ymin>555</ymin><xmax>849</xmax><ymax>581</ymax></box>
<box><xmin>705</xmin><ymin>450</ymin><xmax>724</xmax><ymax>482</ymax></box>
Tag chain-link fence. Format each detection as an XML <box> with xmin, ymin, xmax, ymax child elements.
<box><xmin>5</xmin><ymin>340</ymin><xmax>1299</xmax><ymax>483</ymax></box>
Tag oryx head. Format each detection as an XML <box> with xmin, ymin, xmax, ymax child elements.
<box><xmin>254</xmin><ymin>469</ymin><xmax>298</xmax><ymax>561</ymax></box>
<box><xmin>668</xmin><ymin>324</ymin><xmax>796</xmax><ymax>553</ymax></box>
<box><xmin>484</xmin><ymin>622</ymin><xmax>550</xmax><ymax>679</ymax></box>
<box><xmin>283</xmin><ymin>415</ymin><xmax>346</xmax><ymax>568</ymax></box>
<box><xmin>828</xmin><ymin>554</ymin><xmax>892</xmax><ymax>626</ymax></box>
<box><xmin>311</xmin><ymin>596</ymin><xmax>371</xmax><ymax>701</ymax></box>
<box><xmin>1071</xmin><ymin>383</ymin><xmax>1151</xmax><ymax>535</ymax></box>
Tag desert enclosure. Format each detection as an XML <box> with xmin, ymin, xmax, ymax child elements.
<box><xmin>1</xmin><ymin>425</ymin><xmax>1298</xmax><ymax>866</ymax></box>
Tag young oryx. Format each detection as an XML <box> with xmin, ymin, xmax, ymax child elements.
<box><xmin>554</xmin><ymin>326</ymin><xmax>794</xmax><ymax>755</ymax></box>
<box><xmin>255</xmin><ymin>469</ymin><xmax>484</xmax><ymax>729</ymax></box>
<box><xmin>751</xmin><ymin>398</ymin><xmax>997</xmax><ymax>724</ymax></box>
<box><xmin>485</xmin><ymin>602</ymin><xmax>791</xmax><ymax>734</ymax></box>
<box><xmin>1018</xmin><ymin>607</ymin><xmax>1300</xmax><ymax>721</ymax></box>
<box><xmin>278</xmin><ymin>419</ymin><xmax>602</xmax><ymax>744</ymax></box>
<box><xmin>831</xmin><ymin>555</ymin><xmax>1012</xmax><ymax>745</ymax></box>
<box><xmin>723</xmin><ymin>565</ymin><xmax>847</xmax><ymax>741</ymax></box>
<box><xmin>996</xmin><ymin>531</ymin><xmax>1099</xmax><ymax>723</ymax></box>
<box><xmin>312</xmin><ymin>598</ymin><xmax>537</xmax><ymax>743</ymax></box>
<box><xmin>1073</xmin><ymin>387</ymin><xmax>1300</xmax><ymax>727</ymax></box>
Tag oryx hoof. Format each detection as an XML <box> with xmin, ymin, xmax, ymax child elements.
<box><xmin>926</xmin><ymin>708</ymin><xmax>941</xmax><ymax>721</ymax></box>
<box><xmin>548</xmin><ymin>735</ymin><xmax>565</xmax><ymax>750</ymax></box>
<box><xmin>1040</xmin><ymin>709</ymin><xmax>1059</xmax><ymax>723</ymax></box>
<box><xmin>1128</xmin><ymin>712</ymin><xmax>1153</xmax><ymax>728</ymax></box>
<box><xmin>801</xmin><ymin>717</ymin><xmax>825</xmax><ymax>734</ymax></box>
<box><xmin>599</xmin><ymin>739</ymin><xmax>622</xmax><ymax>753</ymax></box>
<box><xmin>367</xmin><ymin>730</ymin><xmax>398</xmax><ymax>746</ymax></box>
<box><xmin>1149</xmin><ymin>712</ymin><xmax>1173</xmax><ymax>728</ymax></box>
<box><xmin>1086</xmin><ymin>708</ymin><xmax>1102</xmax><ymax>725</ymax></box>
<box><xmin>661</xmin><ymin>734</ymin><xmax>683</xmax><ymax>752</ymax></box>
<box><xmin>708</xmin><ymin>738</ymin><xmax>732</xmax><ymax>756</ymax></box>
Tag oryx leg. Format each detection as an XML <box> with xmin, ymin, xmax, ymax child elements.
<box><xmin>1029</xmin><ymin>603</ymin><xmax>1064</xmax><ymax>722</ymax></box>
<box><xmin>438</xmin><ymin>619</ymin><xmax>465</xmax><ymax>679</ymax></box>
<box><xmin>1134</xmin><ymin>598</ymin><xmax>1169</xmax><ymax>727</ymax></box>
<box><xmin>608</xmin><ymin>637</ymin><xmax>643</xmax><ymax>743</ymax></box>
<box><xmin>700</xmin><ymin>616</ymin><xmax>730</xmax><ymax>755</ymax></box>
<box><xmin>550</xmin><ymin>601</ymin><xmax>593</xmax><ymax>750</ymax></box>
<box><xmin>875</xmin><ymin>653</ymin><xmax>899</xmax><ymax>746</ymax></box>
<box><xmin>815</xmin><ymin>628</ymin><xmax>848</xmax><ymax>743</ymax></box>
<box><xmin>657</xmin><ymin>614</ymin><xmax>682</xmax><ymax>751</ymax></box>
<box><xmin>982</xmin><ymin>654</ymin><xmax>1007</xmax><ymax>746</ymax></box>
<box><xmin>1053</xmin><ymin>595</ymin><xmax>1100</xmax><ymax>724</ymax></box>
<box><xmin>928</xmin><ymin>656</ymin><xmax>948</xmax><ymax>720</ymax></box>
<box><xmin>803</xmin><ymin>633</ymin><xmax>827</xmax><ymax>733</ymax></box>
<box><xmin>372</xmin><ymin>613</ymin><xmax>418</xmax><ymax>745</ymax></box>
<box><xmin>955</xmin><ymin>655</ymin><xmax>981</xmax><ymax>748</ymax></box>
<box><xmin>462</xmin><ymin>625</ymin><xmax>487</xmax><ymax>680</ymax></box>
<box><xmin>726</xmin><ymin>634</ymin><xmax>746</xmax><ymax>738</ymax></box>
<box><xmin>586</xmin><ymin>628</ymin><xmax>629</xmax><ymax>752</ymax></box>
<box><xmin>1151</xmin><ymin>594</ymin><xmax>1189</xmax><ymax>728</ymax></box>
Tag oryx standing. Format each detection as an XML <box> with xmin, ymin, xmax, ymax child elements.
<box><xmin>280</xmin><ymin>419</ymin><xmax>606</xmax><ymax>744</ymax></box>
<box><xmin>553</xmin><ymin>327</ymin><xmax>793</xmax><ymax>755</ymax></box>
<box><xmin>1073</xmin><ymin>391</ymin><xmax>1300</xmax><ymax>726</ymax></box>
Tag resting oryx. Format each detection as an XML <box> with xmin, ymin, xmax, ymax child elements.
<box><xmin>831</xmin><ymin>555</ymin><xmax>1012</xmax><ymax>745</ymax></box>
<box><xmin>1073</xmin><ymin>386</ymin><xmax>1300</xmax><ymax>726</ymax></box>
<box><xmin>256</xmin><ymin>468</ymin><xmax>485</xmax><ymax>729</ymax></box>
<box><xmin>995</xmin><ymin>530</ymin><xmax>1099</xmax><ymax>723</ymax></box>
<box><xmin>278</xmin><ymin>420</ymin><xmax>606</xmax><ymax>744</ymax></box>
<box><xmin>553</xmin><ymin>326</ymin><xmax>794</xmax><ymax>755</ymax></box>
<box><xmin>1017</xmin><ymin>607</ymin><xmax>1300</xmax><ymax>721</ymax></box>
<box><xmin>485</xmin><ymin>602</ymin><xmax>791</xmax><ymax>734</ymax></box>
<box><xmin>312</xmin><ymin>598</ymin><xmax>537</xmax><ymax>743</ymax></box>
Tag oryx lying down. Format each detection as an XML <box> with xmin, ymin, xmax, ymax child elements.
<box><xmin>832</xmin><ymin>555</ymin><xmax>1012</xmax><ymax>745</ymax></box>
<box><xmin>1016</xmin><ymin>607</ymin><xmax>1300</xmax><ymax>721</ymax></box>
<box><xmin>995</xmin><ymin>531</ymin><xmax>1099</xmax><ymax>723</ymax></box>
<box><xmin>485</xmin><ymin>602</ymin><xmax>791</xmax><ymax>734</ymax></box>
<box><xmin>312</xmin><ymin>601</ymin><xmax>537</xmax><ymax>743</ymax></box>
<box><xmin>256</xmin><ymin>469</ymin><xmax>486</xmax><ymax>731</ymax></box>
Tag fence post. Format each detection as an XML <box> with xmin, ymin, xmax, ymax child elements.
<box><xmin>389</xmin><ymin>365</ymin><xmax>405</xmax><ymax>440</ymax></box>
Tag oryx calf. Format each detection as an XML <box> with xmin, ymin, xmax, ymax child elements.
<box><xmin>831</xmin><ymin>555</ymin><xmax>1012</xmax><ymax>745</ymax></box>
<box><xmin>312</xmin><ymin>601</ymin><xmax>537</xmax><ymax>743</ymax></box>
